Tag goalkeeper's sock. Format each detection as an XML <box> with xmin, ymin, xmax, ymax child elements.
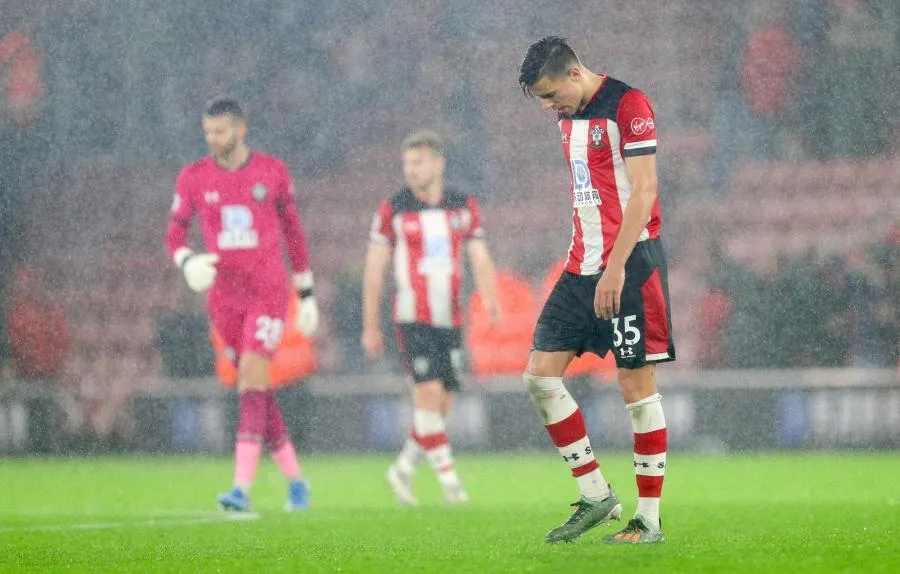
<box><xmin>233</xmin><ymin>390</ymin><xmax>267</xmax><ymax>490</ymax></box>
<box><xmin>413</xmin><ymin>409</ymin><xmax>461</xmax><ymax>490</ymax></box>
<box><xmin>265</xmin><ymin>390</ymin><xmax>301</xmax><ymax>480</ymax></box>
<box><xmin>271</xmin><ymin>441</ymin><xmax>301</xmax><ymax>481</ymax></box>
<box><xmin>394</xmin><ymin>429</ymin><xmax>423</xmax><ymax>477</ymax></box>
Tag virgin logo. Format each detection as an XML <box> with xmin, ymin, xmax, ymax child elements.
<box><xmin>630</xmin><ymin>117</ymin><xmax>654</xmax><ymax>136</ymax></box>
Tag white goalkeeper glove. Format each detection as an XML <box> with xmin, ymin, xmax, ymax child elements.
<box><xmin>293</xmin><ymin>271</ymin><xmax>319</xmax><ymax>337</ymax></box>
<box><xmin>174</xmin><ymin>248</ymin><xmax>219</xmax><ymax>293</ymax></box>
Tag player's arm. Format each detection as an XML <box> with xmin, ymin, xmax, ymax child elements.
<box><xmin>165</xmin><ymin>168</ymin><xmax>219</xmax><ymax>293</ymax></box>
<box><xmin>464</xmin><ymin>195</ymin><xmax>500</xmax><ymax>324</ymax></box>
<box><xmin>362</xmin><ymin>241</ymin><xmax>392</xmax><ymax>360</ymax></box>
<box><xmin>467</xmin><ymin>239</ymin><xmax>500</xmax><ymax>325</ymax></box>
<box><xmin>361</xmin><ymin>201</ymin><xmax>395</xmax><ymax>360</ymax></box>
<box><xmin>275</xmin><ymin>166</ymin><xmax>318</xmax><ymax>337</ymax></box>
<box><xmin>595</xmin><ymin>154</ymin><xmax>658</xmax><ymax>320</ymax></box>
<box><xmin>595</xmin><ymin>90</ymin><xmax>660</xmax><ymax>320</ymax></box>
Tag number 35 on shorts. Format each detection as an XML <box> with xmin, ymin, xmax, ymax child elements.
<box><xmin>255</xmin><ymin>316</ymin><xmax>284</xmax><ymax>352</ymax></box>
<box><xmin>611</xmin><ymin>314</ymin><xmax>641</xmax><ymax>359</ymax></box>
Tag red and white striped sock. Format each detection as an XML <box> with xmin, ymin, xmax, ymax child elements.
<box><xmin>627</xmin><ymin>393</ymin><xmax>667</xmax><ymax>530</ymax></box>
<box><xmin>395</xmin><ymin>429</ymin><xmax>423</xmax><ymax>477</ymax></box>
<box><xmin>413</xmin><ymin>409</ymin><xmax>459</xmax><ymax>491</ymax></box>
<box><xmin>525</xmin><ymin>374</ymin><xmax>609</xmax><ymax>501</ymax></box>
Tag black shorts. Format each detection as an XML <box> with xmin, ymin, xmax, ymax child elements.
<box><xmin>395</xmin><ymin>323</ymin><xmax>464</xmax><ymax>391</ymax></box>
<box><xmin>533</xmin><ymin>238</ymin><xmax>676</xmax><ymax>370</ymax></box>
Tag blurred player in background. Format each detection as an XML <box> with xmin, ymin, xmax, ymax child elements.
<box><xmin>362</xmin><ymin>130</ymin><xmax>499</xmax><ymax>505</ymax></box>
<box><xmin>518</xmin><ymin>37</ymin><xmax>675</xmax><ymax>544</ymax></box>
<box><xmin>165</xmin><ymin>98</ymin><xmax>319</xmax><ymax>512</ymax></box>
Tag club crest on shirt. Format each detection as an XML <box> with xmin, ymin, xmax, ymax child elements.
<box><xmin>251</xmin><ymin>183</ymin><xmax>267</xmax><ymax>202</ymax></box>
<box><xmin>590</xmin><ymin>124</ymin><xmax>605</xmax><ymax>149</ymax></box>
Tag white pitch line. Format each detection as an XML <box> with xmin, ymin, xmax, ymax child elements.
<box><xmin>0</xmin><ymin>512</ymin><xmax>260</xmax><ymax>534</ymax></box>
<box><xmin>5</xmin><ymin>509</ymin><xmax>224</xmax><ymax>518</ymax></box>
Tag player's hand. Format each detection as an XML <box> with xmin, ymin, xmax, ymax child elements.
<box><xmin>594</xmin><ymin>265</ymin><xmax>625</xmax><ymax>320</ymax></box>
<box><xmin>296</xmin><ymin>296</ymin><xmax>319</xmax><ymax>337</ymax></box>
<box><xmin>361</xmin><ymin>327</ymin><xmax>384</xmax><ymax>360</ymax></box>
<box><xmin>292</xmin><ymin>271</ymin><xmax>319</xmax><ymax>337</ymax></box>
<box><xmin>181</xmin><ymin>252</ymin><xmax>219</xmax><ymax>293</ymax></box>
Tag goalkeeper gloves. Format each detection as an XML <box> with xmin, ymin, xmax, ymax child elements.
<box><xmin>293</xmin><ymin>271</ymin><xmax>319</xmax><ymax>337</ymax></box>
<box><xmin>174</xmin><ymin>248</ymin><xmax>219</xmax><ymax>293</ymax></box>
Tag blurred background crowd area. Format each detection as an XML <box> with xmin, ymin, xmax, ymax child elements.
<box><xmin>1</xmin><ymin>0</ymin><xmax>898</xmax><ymax>406</ymax></box>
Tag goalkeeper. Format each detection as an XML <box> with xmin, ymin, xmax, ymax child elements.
<box><xmin>164</xmin><ymin>98</ymin><xmax>318</xmax><ymax>512</ymax></box>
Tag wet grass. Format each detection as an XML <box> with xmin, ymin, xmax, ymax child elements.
<box><xmin>1</xmin><ymin>452</ymin><xmax>897</xmax><ymax>573</ymax></box>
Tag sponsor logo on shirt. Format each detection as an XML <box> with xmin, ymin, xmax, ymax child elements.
<box><xmin>218</xmin><ymin>204</ymin><xmax>259</xmax><ymax>249</ymax></box>
<box><xmin>630</xmin><ymin>117</ymin><xmax>655</xmax><ymax>136</ymax></box>
<box><xmin>570</xmin><ymin>159</ymin><xmax>601</xmax><ymax>208</ymax></box>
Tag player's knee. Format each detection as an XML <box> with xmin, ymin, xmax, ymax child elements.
<box><xmin>237</xmin><ymin>353</ymin><xmax>271</xmax><ymax>392</ymax></box>
<box><xmin>523</xmin><ymin>372</ymin><xmax>564</xmax><ymax>400</ymax></box>
<box><xmin>618</xmin><ymin>365</ymin><xmax>657</xmax><ymax>404</ymax></box>
<box><xmin>413</xmin><ymin>380</ymin><xmax>444</xmax><ymax>410</ymax></box>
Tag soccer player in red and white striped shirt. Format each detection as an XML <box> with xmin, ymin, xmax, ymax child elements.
<box><xmin>518</xmin><ymin>37</ymin><xmax>675</xmax><ymax>544</ymax></box>
<box><xmin>362</xmin><ymin>130</ymin><xmax>499</xmax><ymax>505</ymax></box>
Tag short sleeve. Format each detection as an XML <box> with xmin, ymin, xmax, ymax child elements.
<box><xmin>370</xmin><ymin>201</ymin><xmax>395</xmax><ymax>245</ymax></box>
<box><xmin>466</xmin><ymin>195</ymin><xmax>485</xmax><ymax>240</ymax></box>
<box><xmin>617</xmin><ymin>89</ymin><xmax>657</xmax><ymax>157</ymax></box>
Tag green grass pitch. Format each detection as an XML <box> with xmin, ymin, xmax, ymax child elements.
<box><xmin>1</xmin><ymin>452</ymin><xmax>898</xmax><ymax>573</ymax></box>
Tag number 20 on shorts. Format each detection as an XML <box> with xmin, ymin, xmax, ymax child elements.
<box><xmin>255</xmin><ymin>316</ymin><xmax>284</xmax><ymax>352</ymax></box>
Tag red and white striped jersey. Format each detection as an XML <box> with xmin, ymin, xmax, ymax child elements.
<box><xmin>370</xmin><ymin>188</ymin><xmax>484</xmax><ymax>328</ymax></box>
<box><xmin>559</xmin><ymin>76</ymin><xmax>662</xmax><ymax>275</ymax></box>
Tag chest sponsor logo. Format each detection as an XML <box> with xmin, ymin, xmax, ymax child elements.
<box><xmin>218</xmin><ymin>204</ymin><xmax>259</xmax><ymax>250</ymax></box>
<box><xmin>570</xmin><ymin>159</ymin><xmax>601</xmax><ymax>208</ymax></box>
<box><xmin>204</xmin><ymin>190</ymin><xmax>220</xmax><ymax>204</ymax></box>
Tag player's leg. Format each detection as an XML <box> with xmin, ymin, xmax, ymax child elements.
<box><xmin>603</xmin><ymin>364</ymin><xmax>666</xmax><ymax>544</ymax></box>
<box><xmin>248</xmin><ymin>298</ymin><xmax>310</xmax><ymax>511</ymax></box>
<box><xmin>412</xmin><ymin>379</ymin><xmax>466</xmax><ymax>502</ymax></box>
<box><xmin>386</xmin><ymin>324</ymin><xmax>425</xmax><ymax>505</ymax></box>
<box><xmin>527</xmin><ymin>271</ymin><xmax>622</xmax><ymax>543</ymax></box>
<box><xmin>207</xmin><ymin>297</ymin><xmax>259</xmax><ymax>511</ymax></box>
<box><xmin>263</xmin><ymin>385</ymin><xmax>309</xmax><ymax>511</ymax></box>
<box><xmin>429</xmin><ymin>330</ymin><xmax>467</xmax><ymax>503</ymax></box>
<box><xmin>526</xmin><ymin>350</ymin><xmax>622</xmax><ymax>543</ymax></box>
<box><xmin>218</xmin><ymin>350</ymin><xmax>270</xmax><ymax>511</ymax></box>
<box><xmin>603</xmin><ymin>238</ymin><xmax>673</xmax><ymax>544</ymax></box>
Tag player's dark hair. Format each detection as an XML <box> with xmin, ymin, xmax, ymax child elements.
<box><xmin>402</xmin><ymin>130</ymin><xmax>444</xmax><ymax>156</ymax></box>
<box><xmin>518</xmin><ymin>36</ymin><xmax>580</xmax><ymax>97</ymax></box>
<box><xmin>204</xmin><ymin>97</ymin><xmax>245</xmax><ymax>120</ymax></box>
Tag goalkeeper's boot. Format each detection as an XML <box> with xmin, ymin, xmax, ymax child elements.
<box><xmin>603</xmin><ymin>515</ymin><xmax>665</xmax><ymax>544</ymax></box>
<box><xmin>217</xmin><ymin>486</ymin><xmax>251</xmax><ymax>512</ymax></box>
<box><xmin>544</xmin><ymin>487</ymin><xmax>623</xmax><ymax>544</ymax></box>
<box><xmin>284</xmin><ymin>479</ymin><xmax>310</xmax><ymax>512</ymax></box>
<box><xmin>387</xmin><ymin>465</ymin><xmax>419</xmax><ymax>506</ymax></box>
